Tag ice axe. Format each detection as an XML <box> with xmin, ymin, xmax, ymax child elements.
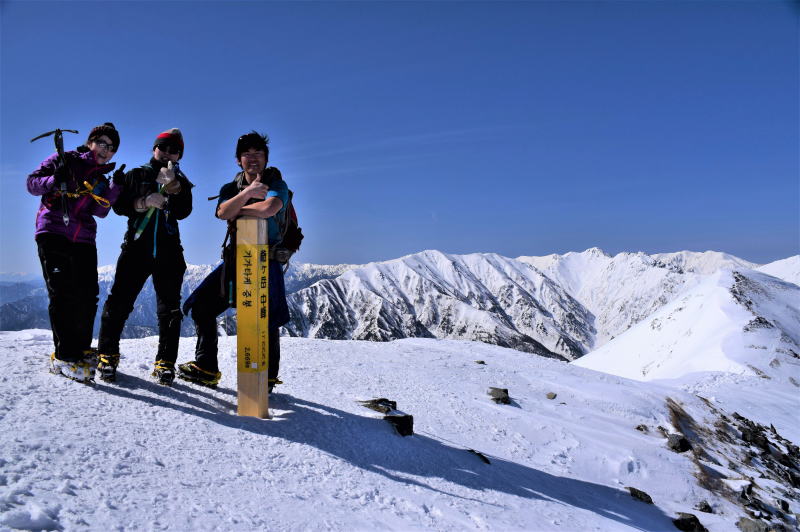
<box><xmin>31</xmin><ymin>128</ymin><xmax>78</xmax><ymax>226</ymax></box>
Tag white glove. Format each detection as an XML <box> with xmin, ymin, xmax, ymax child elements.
<box><xmin>144</xmin><ymin>193</ymin><xmax>167</xmax><ymax>209</ymax></box>
<box><xmin>157</xmin><ymin>162</ymin><xmax>181</xmax><ymax>194</ymax></box>
<box><xmin>156</xmin><ymin>162</ymin><xmax>176</xmax><ymax>186</ymax></box>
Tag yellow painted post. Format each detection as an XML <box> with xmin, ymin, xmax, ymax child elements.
<box><xmin>236</xmin><ymin>216</ymin><xmax>270</xmax><ymax>418</ymax></box>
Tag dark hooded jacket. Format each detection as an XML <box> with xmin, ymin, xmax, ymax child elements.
<box><xmin>113</xmin><ymin>157</ymin><xmax>193</xmax><ymax>251</ymax></box>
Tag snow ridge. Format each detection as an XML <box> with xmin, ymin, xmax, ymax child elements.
<box><xmin>574</xmin><ymin>268</ymin><xmax>800</xmax><ymax>386</ymax></box>
<box><xmin>2</xmin><ymin>249</ymin><xmax>795</xmax><ymax>363</ymax></box>
<box><xmin>756</xmin><ymin>255</ymin><xmax>800</xmax><ymax>287</ymax></box>
<box><xmin>286</xmin><ymin>250</ymin><xmax>593</xmax><ymax>360</ymax></box>
<box><xmin>520</xmin><ymin>249</ymin><xmax>714</xmax><ymax>346</ymax></box>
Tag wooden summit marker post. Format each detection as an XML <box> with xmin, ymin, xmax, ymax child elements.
<box><xmin>236</xmin><ymin>216</ymin><xmax>270</xmax><ymax>418</ymax></box>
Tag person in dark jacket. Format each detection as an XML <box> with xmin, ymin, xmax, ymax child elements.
<box><xmin>178</xmin><ymin>131</ymin><xmax>290</xmax><ymax>391</ymax></box>
<box><xmin>27</xmin><ymin>122</ymin><xmax>123</xmax><ymax>383</ymax></box>
<box><xmin>97</xmin><ymin>128</ymin><xmax>193</xmax><ymax>385</ymax></box>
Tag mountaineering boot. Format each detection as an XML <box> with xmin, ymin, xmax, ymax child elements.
<box><xmin>268</xmin><ymin>378</ymin><xmax>283</xmax><ymax>394</ymax></box>
<box><xmin>96</xmin><ymin>353</ymin><xmax>120</xmax><ymax>383</ymax></box>
<box><xmin>152</xmin><ymin>360</ymin><xmax>175</xmax><ymax>386</ymax></box>
<box><xmin>83</xmin><ymin>348</ymin><xmax>98</xmax><ymax>372</ymax></box>
<box><xmin>177</xmin><ymin>361</ymin><xmax>221</xmax><ymax>389</ymax></box>
<box><xmin>50</xmin><ymin>352</ymin><xmax>95</xmax><ymax>384</ymax></box>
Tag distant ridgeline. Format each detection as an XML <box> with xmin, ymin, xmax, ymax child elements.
<box><xmin>2</xmin><ymin>250</ymin><xmax>797</xmax><ymax>362</ymax></box>
<box><xmin>0</xmin><ymin>262</ymin><xmax>357</xmax><ymax>340</ymax></box>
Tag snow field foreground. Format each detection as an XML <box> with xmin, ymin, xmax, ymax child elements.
<box><xmin>0</xmin><ymin>331</ymin><xmax>788</xmax><ymax>531</ymax></box>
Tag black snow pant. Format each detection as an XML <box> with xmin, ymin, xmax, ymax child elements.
<box><xmin>36</xmin><ymin>233</ymin><xmax>99</xmax><ymax>362</ymax></box>
<box><xmin>98</xmin><ymin>241</ymin><xmax>187</xmax><ymax>364</ymax></box>
<box><xmin>188</xmin><ymin>262</ymin><xmax>286</xmax><ymax>380</ymax></box>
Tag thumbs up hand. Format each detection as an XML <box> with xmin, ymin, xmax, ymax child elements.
<box><xmin>157</xmin><ymin>161</ymin><xmax>181</xmax><ymax>194</ymax></box>
<box><xmin>157</xmin><ymin>162</ymin><xmax>176</xmax><ymax>185</ymax></box>
<box><xmin>244</xmin><ymin>173</ymin><xmax>268</xmax><ymax>200</ymax></box>
<box><xmin>111</xmin><ymin>164</ymin><xmax>127</xmax><ymax>185</ymax></box>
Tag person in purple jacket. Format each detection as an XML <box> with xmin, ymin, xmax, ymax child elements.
<box><xmin>27</xmin><ymin>122</ymin><xmax>125</xmax><ymax>383</ymax></box>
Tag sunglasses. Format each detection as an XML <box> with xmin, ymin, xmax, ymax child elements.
<box><xmin>94</xmin><ymin>141</ymin><xmax>117</xmax><ymax>152</ymax></box>
<box><xmin>156</xmin><ymin>143</ymin><xmax>181</xmax><ymax>155</ymax></box>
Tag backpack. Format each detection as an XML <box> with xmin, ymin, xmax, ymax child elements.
<box><xmin>272</xmin><ymin>188</ymin><xmax>304</xmax><ymax>267</ymax></box>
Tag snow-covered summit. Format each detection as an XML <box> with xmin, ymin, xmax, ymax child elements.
<box><xmin>518</xmin><ymin>248</ymin><xmax>758</xmax><ymax>278</ymax></box>
<box><xmin>519</xmin><ymin>248</ymin><xmax>702</xmax><ymax>346</ymax></box>
<box><xmin>756</xmin><ymin>255</ymin><xmax>800</xmax><ymax>286</ymax></box>
<box><xmin>574</xmin><ymin>268</ymin><xmax>800</xmax><ymax>383</ymax></box>
<box><xmin>287</xmin><ymin>249</ymin><xmax>593</xmax><ymax>359</ymax></box>
<box><xmin>98</xmin><ymin>263</ymin><xmax>217</xmax><ymax>286</ymax></box>
<box><xmin>515</xmin><ymin>246</ymin><xmax>611</xmax><ymax>272</ymax></box>
<box><xmin>284</xmin><ymin>261</ymin><xmax>363</xmax><ymax>293</ymax></box>
<box><xmin>651</xmin><ymin>250</ymin><xmax>758</xmax><ymax>275</ymax></box>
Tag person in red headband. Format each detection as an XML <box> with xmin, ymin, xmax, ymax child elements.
<box><xmin>97</xmin><ymin>128</ymin><xmax>194</xmax><ymax>385</ymax></box>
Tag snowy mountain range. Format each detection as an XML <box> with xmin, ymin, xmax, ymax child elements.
<box><xmin>1</xmin><ymin>249</ymin><xmax>798</xmax><ymax>530</ymax></box>
<box><xmin>1</xmin><ymin>249</ymin><xmax>797</xmax><ymax>362</ymax></box>
<box><xmin>285</xmin><ymin>250</ymin><xmax>592</xmax><ymax>360</ymax></box>
<box><xmin>284</xmin><ymin>249</ymin><xmax>797</xmax><ymax>361</ymax></box>
<box><xmin>0</xmin><ymin>261</ymin><xmax>361</xmax><ymax>338</ymax></box>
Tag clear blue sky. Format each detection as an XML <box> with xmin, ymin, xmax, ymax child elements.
<box><xmin>1</xmin><ymin>1</ymin><xmax>797</xmax><ymax>273</ymax></box>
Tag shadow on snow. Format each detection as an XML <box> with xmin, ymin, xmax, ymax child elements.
<box><xmin>102</xmin><ymin>373</ymin><xmax>673</xmax><ymax>531</ymax></box>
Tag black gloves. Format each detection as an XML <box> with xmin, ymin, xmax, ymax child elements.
<box><xmin>53</xmin><ymin>157</ymin><xmax>72</xmax><ymax>186</ymax></box>
<box><xmin>112</xmin><ymin>164</ymin><xmax>127</xmax><ymax>186</ymax></box>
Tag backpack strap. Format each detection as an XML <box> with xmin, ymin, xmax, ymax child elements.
<box><xmin>278</xmin><ymin>189</ymin><xmax>293</xmax><ymax>243</ymax></box>
<box><xmin>221</xmin><ymin>221</ymin><xmax>235</xmax><ymax>260</ymax></box>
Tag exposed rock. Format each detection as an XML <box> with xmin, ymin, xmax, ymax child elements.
<box><xmin>736</xmin><ymin>517</ymin><xmax>767</xmax><ymax>532</ymax></box>
<box><xmin>730</xmin><ymin>272</ymin><xmax>758</xmax><ymax>313</ymax></box>
<box><xmin>661</xmin><ymin>402</ymin><xmax>799</xmax><ymax>532</ymax></box>
<box><xmin>546</xmin><ymin>392</ymin><xmax>557</xmax><ymax>400</ymax></box>
<box><xmin>358</xmin><ymin>398</ymin><xmax>413</xmax><ymax>436</ymax></box>
<box><xmin>474</xmin><ymin>360</ymin><xmax>486</xmax><ymax>365</ymax></box>
<box><xmin>746</xmin><ymin>365</ymin><xmax>770</xmax><ymax>379</ymax></box>
<box><xmin>744</xmin><ymin>316</ymin><xmax>775</xmax><ymax>332</ymax></box>
<box><xmin>488</xmin><ymin>387</ymin><xmax>511</xmax><ymax>404</ymax></box>
<box><xmin>739</xmin><ymin>481</ymin><xmax>754</xmax><ymax>501</ymax></box>
<box><xmin>695</xmin><ymin>500</ymin><xmax>713</xmax><ymax>513</ymax></box>
<box><xmin>626</xmin><ymin>486</ymin><xmax>653</xmax><ymax>504</ymax></box>
<box><xmin>734</xmin><ymin>517</ymin><xmax>791</xmax><ymax>532</ymax></box>
<box><xmin>672</xmin><ymin>512</ymin><xmax>708</xmax><ymax>532</ymax></box>
<box><xmin>668</xmin><ymin>433</ymin><xmax>693</xmax><ymax>453</ymax></box>
<box><xmin>384</xmin><ymin>413</ymin><xmax>414</xmax><ymax>437</ymax></box>
<box><xmin>359</xmin><ymin>398</ymin><xmax>397</xmax><ymax>414</ymax></box>
<box><xmin>635</xmin><ymin>424</ymin><xmax>649</xmax><ymax>433</ymax></box>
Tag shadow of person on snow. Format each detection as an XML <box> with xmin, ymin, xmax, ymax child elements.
<box><xmin>98</xmin><ymin>379</ymin><xmax>674</xmax><ymax>531</ymax></box>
